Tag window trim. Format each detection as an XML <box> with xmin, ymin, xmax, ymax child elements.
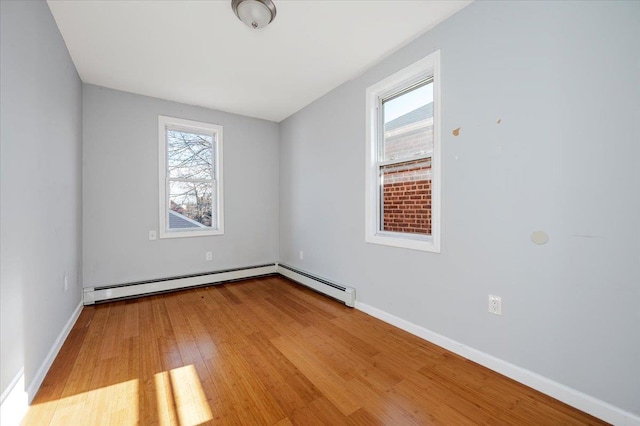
<box><xmin>158</xmin><ymin>115</ymin><xmax>224</xmax><ymax>239</ymax></box>
<box><xmin>365</xmin><ymin>50</ymin><xmax>441</xmax><ymax>252</ymax></box>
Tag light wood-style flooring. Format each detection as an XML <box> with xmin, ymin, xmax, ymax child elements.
<box><xmin>23</xmin><ymin>276</ymin><xmax>606</xmax><ymax>425</ymax></box>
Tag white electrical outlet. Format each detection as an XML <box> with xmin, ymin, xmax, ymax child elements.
<box><xmin>206</xmin><ymin>251</ymin><xmax>213</xmax><ymax>261</ymax></box>
<box><xmin>299</xmin><ymin>250</ymin><xmax>304</xmax><ymax>260</ymax></box>
<box><xmin>149</xmin><ymin>230</ymin><xmax>157</xmax><ymax>240</ymax></box>
<box><xmin>488</xmin><ymin>295</ymin><xmax>502</xmax><ymax>315</ymax></box>
<box><xmin>64</xmin><ymin>274</ymin><xmax>68</xmax><ymax>292</ymax></box>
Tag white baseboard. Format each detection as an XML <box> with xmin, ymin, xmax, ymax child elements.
<box><xmin>26</xmin><ymin>302</ymin><xmax>83</xmax><ymax>402</ymax></box>
<box><xmin>0</xmin><ymin>370</ymin><xmax>28</xmax><ymax>426</ymax></box>
<box><xmin>354</xmin><ymin>301</ymin><xmax>640</xmax><ymax>426</ymax></box>
<box><xmin>82</xmin><ymin>264</ymin><xmax>358</xmax><ymax>308</ymax></box>
<box><xmin>0</xmin><ymin>301</ymin><xmax>82</xmax><ymax>426</ymax></box>
<box><xmin>84</xmin><ymin>264</ymin><xmax>277</xmax><ymax>304</ymax></box>
<box><xmin>276</xmin><ymin>263</ymin><xmax>356</xmax><ymax>307</ymax></box>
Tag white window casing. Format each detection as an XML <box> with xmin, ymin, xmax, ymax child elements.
<box><xmin>158</xmin><ymin>115</ymin><xmax>224</xmax><ymax>238</ymax></box>
<box><xmin>365</xmin><ymin>50</ymin><xmax>441</xmax><ymax>252</ymax></box>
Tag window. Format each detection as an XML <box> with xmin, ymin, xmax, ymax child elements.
<box><xmin>365</xmin><ymin>51</ymin><xmax>441</xmax><ymax>252</ymax></box>
<box><xmin>158</xmin><ymin>116</ymin><xmax>224</xmax><ymax>238</ymax></box>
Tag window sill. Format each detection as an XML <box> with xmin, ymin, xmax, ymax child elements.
<box><xmin>159</xmin><ymin>229</ymin><xmax>224</xmax><ymax>239</ymax></box>
<box><xmin>365</xmin><ymin>233</ymin><xmax>440</xmax><ymax>253</ymax></box>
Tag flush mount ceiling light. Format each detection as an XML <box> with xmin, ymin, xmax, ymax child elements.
<box><xmin>231</xmin><ymin>0</ymin><xmax>277</xmax><ymax>30</ymax></box>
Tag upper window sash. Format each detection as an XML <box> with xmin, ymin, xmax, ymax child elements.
<box><xmin>377</xmin><ymin>154</ymin><xmax>432</xmax><ymax>168</ymax></box>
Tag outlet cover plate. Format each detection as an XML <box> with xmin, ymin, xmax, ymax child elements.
<box><xmin>488</xmin><ymin>295</ymin><xmax>502</xmax><ymax>315</ymax></box>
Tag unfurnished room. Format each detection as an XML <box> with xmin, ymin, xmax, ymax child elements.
<box><xmin>1</xmin><ymin>0</ymin><xmax>639</xmax><ymax>425</ymax></box>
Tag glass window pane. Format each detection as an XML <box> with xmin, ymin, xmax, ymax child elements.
<box><xmin>382</xmin><ymin>81</ymin><xmax>433</xmax><ymax>162</ymax></box>
<box><xmin>380</xmin><ymin>158</ymin><xmax>431</xmax><ymax>236</ymax></box>
<box><xmin>167</xmin><ymin>129</ymin><xmax>213</xmax><ymax>180</ymax></box>
<box><xmin>168</xmin><ymin>181</ymin><xmax>213</xmax><ymax>229</ymax></box>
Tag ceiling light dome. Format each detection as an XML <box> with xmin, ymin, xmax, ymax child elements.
<box><xmin>231</xmin><ymin>0</ymin><xmax>277</xmax><ymax>30</ymax></box>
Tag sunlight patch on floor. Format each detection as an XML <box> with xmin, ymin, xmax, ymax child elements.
<box><xmin>33</xmin><ymin>379</ymin><xmax>139</xmax><ymax>425</ymax></box>
<box><xmin>155</xmin><ymin>364</ymin><xmax>212</xmax><ymax>426</ymax></box>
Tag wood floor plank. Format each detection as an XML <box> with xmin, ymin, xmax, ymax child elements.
<box><xmin>271</xmin><ymin>334</ymin><xmax>362</xmax><ymax>416</ymax></box>
<box><xmin>247</xmin><ymin>331</ymin><xmax>322</xmax><ymax>405</ymax></box>
<box><xmin>292</xmin><ymin>396</ymin><xmax>351</xmax><ymax>425</ymax></box>
<box><xmin>137</xmin><ymin>297</ymin><xmax>165</xmax><ymax>425</ymax></box>
<box><xmin>391</xmin><ymin>376</ymin><xmax>492</xmax><ymax>425</ymax></box>
<box><xmin>240</xmin><ymin>334</ymin><xmax>315</xmax><ymax>417</ymax></box>
<box><xmin>302</xmin><ymin>325</ymin><xmax>400</xmax><ymax>392</ymax></box>
<box><xmin>347</xmin><ymin>407</ymin><xmax>385</xmax><ymax>426</ymax></box>
<box><xmin>23</xmin><ymin>276</ymin><xmax>607</xmax><ymax>426</ymax></box>
<box><xmin>345</xmin><ymin>374</ymin><xmax>423</xmax><ymax>425</ymax></box>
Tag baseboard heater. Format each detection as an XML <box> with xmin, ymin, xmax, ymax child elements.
<box><xmin>84</xmin><ymin>263</ymin><xmax>356</xmax><ymax>307</ymax></box>
<box><xmin>83</xmin><ymin>264</ymin><xmax>277</xmax><ymax>305</ymax></box>
<box><xmin>276</xmin><ymin>263</ymin><xmax>355</xmax><ymax>307</ymax></box>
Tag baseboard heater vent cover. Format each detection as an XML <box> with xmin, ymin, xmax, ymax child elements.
<box><xmin>276</xmin><ymin>263</ymin><xmax>355</xmax><ymax>307</ymax></box>
<box><xmin>84</xmin><ymin>264</ymin><xmax>277</xmax><ymax>305</ymax></box>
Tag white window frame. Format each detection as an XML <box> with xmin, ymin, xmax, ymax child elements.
<box><xmin>158</xmin><ymin>115</ymin><xmax>224</xmax><ymax>239</ymax></box>
<box><xmin>365</xmin><ymin>50</ymin><xmax>441</xmax><ymax>252</ymax></box>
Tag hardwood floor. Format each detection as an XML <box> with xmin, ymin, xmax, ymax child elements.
<box><xmin>23</xmin><ymin>276</ymin><xmax>606</xmax><ymax>425</ymax></box>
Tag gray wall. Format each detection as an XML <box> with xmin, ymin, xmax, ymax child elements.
<box><xmin>279</xmin><ymin>0</ymin><xmax>640</xmax><ymax>416</ymax></box>
<box><xmin>82</xmin><ymin>85</ymin><xmax>279</xmax><ymax>287</ymax></box>
<box><xmin>0</xmin><ymin>0</ymin><xmax>83</xmax><ymax>397</ymax></box>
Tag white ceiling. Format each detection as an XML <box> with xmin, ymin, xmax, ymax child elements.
<box><xmin>47</xmin><ymin>0</ymin><xmax>472</xmax><ymax>122</ymax></box>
